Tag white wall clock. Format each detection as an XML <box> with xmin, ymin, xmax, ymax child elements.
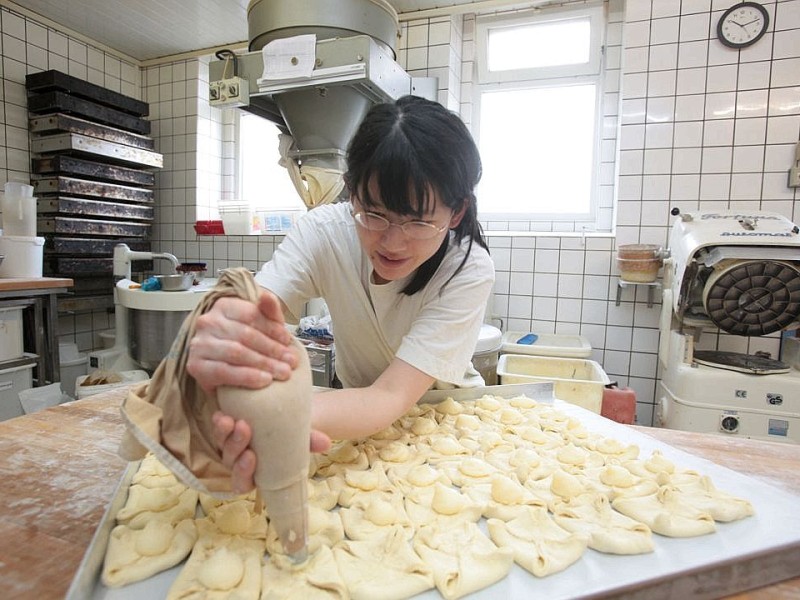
<box><xmin>716</xmin><ymin>2</ymin><xmax>770</xmax><ymax>48</ymax></box>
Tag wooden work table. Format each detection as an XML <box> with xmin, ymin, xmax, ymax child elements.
<box><xmin>0</xmin><ymin>277</ymin><xmax>73</xmax><ymax>387</ymax></box>
<box><xmin>0</xmin><ymin>388</ymin><xmax>798</xmax><ymax>600</ymax></box>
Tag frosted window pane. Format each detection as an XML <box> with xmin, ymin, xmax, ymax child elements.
<box><xmin>488</xmin><ymin>19</ymin><xmax>590</xmax><ymax>71</ymax></box>
<box><xmin>240</xmin><ymin>114</ymin><xmax>304</xmax><ymax>210</ymax></box>
<box><xmin>477</xmin><ymin>84</ymin><xmax>596</xmax><ymax>215</ymax></box>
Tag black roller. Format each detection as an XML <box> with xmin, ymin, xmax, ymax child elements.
<box><xmin>704</xmin><ymin>260</ymin><xmax>800</xmax><ymax>335</ymax></box>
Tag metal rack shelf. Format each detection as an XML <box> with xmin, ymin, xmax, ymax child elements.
<box><xmin>615</xmin><ymin>279</ymin><xmax>661</xmax><ymax>308</ymax></box>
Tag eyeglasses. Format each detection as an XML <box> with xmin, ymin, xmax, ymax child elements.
<box><xmin>351</xmin><ymin>209</ymin><xmax>449</xmax><ymax>240</ymax></box>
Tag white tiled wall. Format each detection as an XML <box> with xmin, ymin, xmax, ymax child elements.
<box><xmin>2</xmin><ymin>1</ymin><xmax>799</xmax><ymax>426</ymax></box>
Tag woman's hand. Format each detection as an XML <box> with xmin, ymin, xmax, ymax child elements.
<box><xmin>187</xmin><ymin>291</ymin><xmax>298</xmax><ymax>394</ymax></box>
<box><xmin>212</xmin><ymin>411</ymin><xmax>332</xmax><ymax>494</ymax></box>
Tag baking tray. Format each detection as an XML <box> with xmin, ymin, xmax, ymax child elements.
<box><xmin>70</xmin><ymin>384</ymin><xmax>800</xmax><ymax>599</ymax></box>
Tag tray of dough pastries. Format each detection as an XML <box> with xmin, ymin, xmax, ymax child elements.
<box><xmin>69</xmin><ymin>382</ymin><xmax>800</xmax><ymax>600</ymax></box>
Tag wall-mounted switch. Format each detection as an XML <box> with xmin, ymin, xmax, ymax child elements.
<box><xmin>789</xmin><ymin>141</ymin><xmax>800</xmax><ymax>188</ymax></box>
<box><xmin>209</xmin><ymin>76</ymin><xmax>249</xmax><ymax>108</ymax></box>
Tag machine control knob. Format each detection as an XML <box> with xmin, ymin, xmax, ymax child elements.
<box><xmin>720</xmin><ymin>414</ymin><xmax>740</xmax><ymax>433</ymax></box>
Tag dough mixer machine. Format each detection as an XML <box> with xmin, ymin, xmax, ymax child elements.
<box><xmin>657</xmin><ymin>210</ymin><xmax>800</xmax><ymax>444</ymax></box>
<box><xmin>88</xmin><ymin>243</ymin><xmax>208</xmax><ymax>373</ymax></box>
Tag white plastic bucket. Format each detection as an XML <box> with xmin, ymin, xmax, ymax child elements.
<box><xmin>0</xmin><ymin>236</ymin><xmax>44</xmax><ymax>277</ymax></box>
<box><xmin>472</xmin><ymin>324</ymin><xmax>502</xmax><ymax>385</ymax></box>
<box><xmin>1</xmin><ymin>183</ymin><xmax>36</xmax><ymax>237</ymax></box>
<box><xmin>59</xmin><ymin>342</ymin><xmax>88</xmax><ymax>399</ymax></box>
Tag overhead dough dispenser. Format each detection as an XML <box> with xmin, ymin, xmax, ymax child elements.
<box><xmin>209</xmin><ymin>0</ymin><xmax>420</xmax><ymax>208</ymax></box>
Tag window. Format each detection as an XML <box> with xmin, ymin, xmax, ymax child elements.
<box><xmin>237</xmin><ymin>112</ymin><xmax>305</xmax><ymax>212</ymax></box>
<box><xmin>474</xmin><ymin>4</ymin><xmax>608</xmax><ymax>232</ymax></box>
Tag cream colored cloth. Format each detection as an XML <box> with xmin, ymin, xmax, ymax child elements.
<box><xmin>119</xmin><ymin>268</ymin><xmax>305</xmax><ymax>499</ymax></box>
<box><xmin>277</xmin><ymin>133</ymin><xmax>344</xmax><ymax>208</ymax></box>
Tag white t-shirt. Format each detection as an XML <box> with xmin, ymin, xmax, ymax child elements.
<box><xmin>255</xmin><ymin>202</ymin><xmax>495</xmax><ymax>389</ymax></box>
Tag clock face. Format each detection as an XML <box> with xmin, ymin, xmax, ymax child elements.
<box><xmin>717</xmin><ymin>2</ymin><xmax>770</xmax><ymax>48</ymax></box>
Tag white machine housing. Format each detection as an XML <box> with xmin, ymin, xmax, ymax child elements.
<box><xmin>89</xmin><ymin>244</ymin><xmax>206</xmax><ymax>373</ymax></box>
<box><xmin>657</xmin><ymin>211</ymin><xmax>800</xmax><ymax>444</ymax></box>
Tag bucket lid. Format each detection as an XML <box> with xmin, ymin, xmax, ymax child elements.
<box><xmin>475</xmin><ymin>324</ymin><xmax>502</xmax><ymax>353</ymax></box>
<box><xmin>4</xmin><ymin>182</ymin><xmax>33</xmax><ymax>197</ymax></box>
<box><xmin>0</xmin><ymin>235</ymin><xmax>45</xmax><ymax>245</ymax></box>
<box><xmin>59</xmin><ymin>341</ymin><xmax>82</xmax><ymax>362</ymax></box>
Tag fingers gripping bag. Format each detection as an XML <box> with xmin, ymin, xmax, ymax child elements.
<box><xmin>119</xmin><ymin>267</ymin><xmax>313</xmax><ymax>509</ymax></box>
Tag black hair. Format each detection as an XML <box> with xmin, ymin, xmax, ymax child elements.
<box><xmin>344</xmin><ymin>95</ymin><xmax>488</xmax><ymax>295</ymax></box>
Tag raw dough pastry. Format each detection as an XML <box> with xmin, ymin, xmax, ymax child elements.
<box><xmin>433</xmin><ymin>397</ymin><xmax>465</xmax><ymax>416</ymax></box>
<box><xmin>308</xmin><ymin>478</ymin><xmax>340</xmax><ymax>511</ymax></box>
<box><xmin>413</xmin><ymin>521</ymin><xmax>514</xmax><ymax>600</ymax></box>
<box><xmin>388</xmin><ymin>462</ymin><xmax>452</xmax><ymax>499</ymax></box>
<box><xmin>487</xmin><ymin>506</ymin><xmax>588</xmax><ymax>577</ymax></box>
<box><xmin>102</xmin><ymin>517</ymin><xmax>197</xmax><ymax>587</ymax></box>
<box><xmin>669</xmin><ymin>475</ymin><xmax>755</xmax><ymax>522</ymax></box>
<box><xmin>612</xmin><ymin>486</ymin><xmax>716</xmax><ymax>537</ymax></box>
<box><xmin>405</xmin><ymin>482</ymin><xmax>483</xmax><ymax>527</ymax></box>
<box><xmin>206</xmin><ymin>499</ymin><xmax>267</xmax><ymax>540</ymax></box>
<box><xmin>334</xmin><ymin>463</ymin><xmax>395</xmax><ymax>507</ymax></box>
<box><xmin>262</xmin><ymin>545</ymin><xmax>348</xmax><ymax>600</ymax></box>
<box><xmin>464</xmin><ymin>474</ymin><xmax>546</xmax><ymax>521</ymax></box>
<box><xmin>313</xmin><ymin>441</ymin><xmax>370</xmax><ymax>478</ymax></box>
<box><xmin>132</xmin><ymin>454</ymin><xmax>183</xmax><ymax>488</ymax></box>
<box><xmin>166</xmin><ymin>536</ymin><xmax>263</xmax><ymax>599</ymax></box>
<box><xmin>551</xmin><ymin>493</ymin><xmax>654</xmax><ymax>554</ymax></box>
<box><xmin>333</xmin><ymin>526</ymin><xmax>435</xmax><ymax>600</ymax></box>
<box><xmin>340</xmin><ymin>493</ymin><xmax>413</xmax><ymax>540</ymax></box>
<box><xmin>425</xmin><ymin>434</ymin><xmax>469</xmax><ymax>460</ymax></box>
<box><xmin>438</xmin><ymin>456</ymin><xmax>496</xmax><ymax>487</ymax></box>
<box><xmin>116</xmin><ymin>484</ymin><xmax>199</xmax><ymax>529</ymax></box>
<box><xmin>267</xmin><ymin>505</ymin><xmax>344</xmax><ymax>556</ymax></box>
<box><xmin>199</xmin><ymin>491</ymin><xmax>257</xmax><ymax>516</ymax></box>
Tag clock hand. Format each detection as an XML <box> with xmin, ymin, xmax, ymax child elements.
<box><xmin>739</xmin><ymin>18</ymin><xmax>761</xmax><ymax>27</ymax></box>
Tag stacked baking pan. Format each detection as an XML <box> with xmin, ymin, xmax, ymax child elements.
<box><xmin>25</xmin><ymin>70</ymin><xmax>163</xmax><ymax>313</ymax></box>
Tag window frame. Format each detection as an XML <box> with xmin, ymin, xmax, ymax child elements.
<box><xmin>473</xmin><ymin>3</ymin><xmax>608</xmax><ymax>232</ymax></box>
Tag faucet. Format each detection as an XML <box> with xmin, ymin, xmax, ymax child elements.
<box><xmin>113</xmin><ymin>243</ymin><xmax>180</xmax><ymax>280</ymax></box>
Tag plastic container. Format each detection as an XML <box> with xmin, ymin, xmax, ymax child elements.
<box><xmin>75</xmin><ymin>369</ymin><xmax>150</xmax><ymax>399</ymax></box>
<box><xmin>497</xmin><ymin>354</ymin><xmax>611</xmax><ymax>414</ymax></box>
<box><xmin>616</xmin><ymin>244</ymin><xmax>663</xmax><ymax>283</ymax></box>
<box><xmin>18</xmin><ymin>382</ymin><xmax>70</xmax><ymax>415</ymax></box>
<box><xmin>1</xmin><ymin>182</ymin><xmax>36</xmax><ymax>237</ymax></box>
<box><xmin>601</xmin><ymin>385</ymin><xmax>636</xmax><ymax>424</ymax></box>
<box><xmin>0</xmin><ymin>236</ymin><xmax>45</xmax><ymax>277</ymax></box>
<box><xmin>59</xmin><ymin>342</ymin><xmax>88</xmax><ymax>399</ymax></box>
<box><xmin>472</xmin><ymin>324</ymin><xmax>502</xmax><ymax>385</ymax></box>
<box><xmin>0</xmin><ymin>306</ymin><xmax>24</xmax><ymax>362</ymax></box>
<box><xmin>193</xmin><ymin>220</ymin><xmax>225</xmax><ymax>235</ymax></box>
<box><xmin>219</xmin><ymin>202</ymin><xmax>261</xmax><ymax>235</ymax></box>
<box><xmin>98</xmin><ymin>330</ymin><xmax>116</xmax><ymax>349</ymax></box>
<box><xmin>501</xmin><ymin>331</ymin><xmax>592</xmax><ymax>358</ymax></box>
<box><xmin>0</xmin><ymin>359</ymin><xmax>35</xmax><ymax>421</ymax></box>
<box><xmin>259</xmin><ymin>210</ymin><xmax>302</xmax><ymax>233</ymax></box>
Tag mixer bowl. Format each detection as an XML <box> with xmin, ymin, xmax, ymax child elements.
<box><xmin>128</xmin><ymin>308</ymin><xmax>190</xmax><ymax>370</ymax></box>
<box><xmin>116</xmin><ymin>283</ymin><xmax>204</xmax><ymax>372</ymax></box>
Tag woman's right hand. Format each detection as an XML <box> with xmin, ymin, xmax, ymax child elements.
<box><xmin>187</xmin><ymin>290</ymin><xmax>298</xmax><ymax>394</ymax></box>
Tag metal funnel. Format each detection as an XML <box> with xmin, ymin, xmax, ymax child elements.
<box><xmin>247</xmin><ymin>0</ymin><xmax>400</xmax><ymax>172</ymax></box>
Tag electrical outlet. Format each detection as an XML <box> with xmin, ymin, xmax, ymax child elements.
<box><xmin>209</xmin><ymin>76</ymin><xmax>249</xmax><ymax>107</ymax></box>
